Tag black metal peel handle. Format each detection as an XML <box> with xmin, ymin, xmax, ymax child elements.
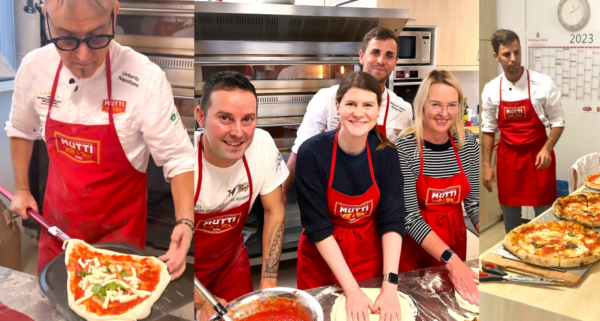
<box><xmin>483</xmin><ymin>263</ymin><xmax>507</xmax><ymax>276</ymax></box>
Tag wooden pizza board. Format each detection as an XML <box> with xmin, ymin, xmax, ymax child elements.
<box><xmin>481</xmin><ymin>253</ymin><xmax>582</xmax><ymax>287</ymax></box>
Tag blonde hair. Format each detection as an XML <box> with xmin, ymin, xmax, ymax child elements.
<box><xmin>47</xmin><ymin>0</ymin><xmax>116</xmax><ymax>15</ymax></box>
<box><xmin>398</xmin><ymin>70</ymin><xmax>465</xmax><ymax>154</ymax></box>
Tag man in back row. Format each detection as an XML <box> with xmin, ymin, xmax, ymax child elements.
<box><xmin>283</xmin><ymin>27</ymin><xmax>413</xmax><ymax>195</ymax></box>
<box><xmin>481</xmin><ymin>29</ymin><xmax>565</xmax><ymax>233</ymax></box>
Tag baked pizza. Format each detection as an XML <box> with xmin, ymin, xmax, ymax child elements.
<box><xmin>64</xmin><ymin>239</ymin><xmax>171</xmax><ymax>321</ymax></box>
<box><xmin>553</xmin><ymin>194</ymin><xmax>600</xmax><ymax>227</ymax></box>
<box><xmin>502</xmin><ymin>221</ymin><xmax>600</xmax><ymax>268</ymax></box>
<box><xmin>584</xmin><ymin>173</ymin><xmax>600</xmax><ymax>190</ymax></box>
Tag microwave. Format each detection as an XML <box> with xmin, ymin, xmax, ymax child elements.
<box><xmin>397</xmin><ymin>31</ymin><xmax>432</xmax><ymax>65</ymax></box>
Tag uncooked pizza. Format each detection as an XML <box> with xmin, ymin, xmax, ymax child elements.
<box><xmin>584</xmin><ymin>173</ymin><xmax>600</xmax><ymax>190</ymax></box>
<box><xmin>502</xmin><ymin>221</ymin><xmax>600</xmax><ymax>268</ymax></box>
<box><xmin>553</xmin><ymin>194</ymin><xmax>600</xmax><ymax>227</ymax></box>
<box><xmin>64</xmin><ymin>239</ymin><xmax>171</xmax><ymax>321</ymax></box>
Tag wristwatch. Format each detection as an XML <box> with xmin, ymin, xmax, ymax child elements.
<box><xmin>383</xmin><ymin>272</ymin><xmax>399</xmax><ymax>285</ymax></box>
<box><xmin>440</xmin><ymin>248</ymin><xmax>455</xmax><ymax>264</ymax></box>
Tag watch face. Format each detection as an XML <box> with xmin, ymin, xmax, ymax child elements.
<box><xmin>441</xmin><ymin>250</ymin><xmax>453</xmax><ymax>262</ymax></box>
<box><xmin>389</xmin><ymin>273</ymin><xmax>399</xmax><ymax>284</ymax></box>
<box><xmin>557</xmin><ymin>0</ymin><xmax>591</xmax><ymax>31</ymax></box>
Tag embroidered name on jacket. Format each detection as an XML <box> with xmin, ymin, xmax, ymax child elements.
<box><xmin>55</xmin><ymin>132</ymin><xmax>100</xmax><ymax>164</ymax></box>
<box><xmin>503</xmin><ymin>106</ymin><xmax>526</xmax><ymax>120</ymax></box>
<box><xmin>102</xmin><ymin>99</ymin><xmax>127</xmax><ymax>114</ymax></box>
<box><xmin>426</xmin><ymin>186</ymin><xmax>461</xmax><ymax>205</ymax></box>
<box><xmin>195</xmin><ymin>213</ymin><xmax>241</xmax><ymax>233</ymax></box>
<box><xmin>334</xmin><ymin>200</ymin><xmax>373</xmax><ymax>223</ymax></box>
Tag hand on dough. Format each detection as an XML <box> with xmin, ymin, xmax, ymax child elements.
<box><xmin>447</xmin><ymin>257</ymin><xmax>479</xmax><ymax>306</ymax></box>
<box><xmin>344</xmin><ymin>287</ymin><xmax>377</xmax><ymax>321</ymax></box>
<box><xmin>373</xmin><ymin>284</ymin><xmax>403</xmax><ymax>321</ymax></box>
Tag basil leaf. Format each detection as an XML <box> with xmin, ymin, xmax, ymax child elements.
<box><xmin>116</xmin><ymin>283</ymin><xmax>128</xmax><ymax>293</ymax></box>
<box><xmin>568</xmin><ymin>232</ymin><xmax>576</xmax><ymax>237</ymax></box>
<box><xmin>119</xmin><ymin>269</ymin><xmax>129</xmax><ymax>278</ymax></box>
<box><xmin>586</xmin><ymin>234</ymin><xmax>591</xmax><ymax>238</ymax></box>
<box><xmin>531</xmin><ymin>242</ymin><xmax>543</xmax><ymax>248</ymax></box>
<box><xmin>106</xmin><ymin>282</ymin><xmax>117</xmax><ymax>291</ymax></box>
<box><xmin>97</xmin><ymin>293</ymin><xmax>105</xmax><ymax>301</ymax></box>
<box><xmin>105</xmin><ymin>261</ymin><xmax>112</xmax><ymax>273</ymax></box>
<box><xmin>92</xmin><ymin>284</ymin><xmax>102</xmax><ymax>295</ymax></box>
<box><xmin>78</xmin><ymin>271</ymin><xmax>90</xmax><ymax>278</ymax></box>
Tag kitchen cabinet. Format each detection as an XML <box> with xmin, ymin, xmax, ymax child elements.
<box><xmin>377</xmin><ymin>0</ymin><xmax>479</xmax><ymax>70</ymax></box>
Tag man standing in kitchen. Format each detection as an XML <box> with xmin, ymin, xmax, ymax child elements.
<box><xmin>195</xmin><ymin>71</ymin><xmax>289</xmax><ymax>321</ymax></box>
<box><xmin>481</xmin><ymin>29</ymin><xmax>565</xmax><ymax>233</ymax></box>
<box><xmin>283</xmin><ymin>27</ymin><xmax>413</xmax><ymax>196</ymax></box>
<box><xmin>7</xmin><ymin>0</ymin><xmax>195</xmax><ymax>279</ymax></box>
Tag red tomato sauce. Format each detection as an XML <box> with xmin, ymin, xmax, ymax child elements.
<box><xmin>234</xmin><ymin>297</ymin><xmax>310</xmax><ymax>321</ymax></box>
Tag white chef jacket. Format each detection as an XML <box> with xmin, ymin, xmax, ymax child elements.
<box><xmin>6</xmin><ymin>41</ymin><xmax>194</xmax><ymax>181</ymax></box>
<box><xmin>291</xmin><ymin>85</ymin><xmax>413</xmax><ymax>154</ymax></box>
<box><xmin>481</xmin><ymin>69</ymin><xmax>566</xmax><ymax>133</ymax></box>
<box><xmin>194</xmin><ymin>129</ymin><xmax>290</xmax><ymax>214</ymax></box>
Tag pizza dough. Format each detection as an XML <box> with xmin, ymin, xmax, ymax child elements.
<box><xmin>584</xmin><ymin>173</ymin><xmax>600</xmax><ymax>190</ymax></box>
<box><xmin>331</xmin><ymin>288</ymin><xmax>416</xmax><ymax>321</ymax></box>
<box><xmin>553</xmin><ymin>194</ymin><xmax>600</xmax><ymax>227</ymax></box>
<box><xmin>455</xmin><ymin>289</ymin><xmax>479</xmax><ymax>314</ymax></box>
<box><xmin>64</xmin><ymin>239</ymin><xmax>171</xmax><ymax>321</ymax></box>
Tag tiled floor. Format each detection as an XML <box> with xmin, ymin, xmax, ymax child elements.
<box><xmin>251</xmin><ymin>228</ymin><xmax>480</xmax><ymax>289</ymax></box>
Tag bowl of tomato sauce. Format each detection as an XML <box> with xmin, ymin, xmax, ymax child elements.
<box><xmin>209</xmin><ymin>287</ymin><xmax>323</xmax><ymax>321</ymax></box>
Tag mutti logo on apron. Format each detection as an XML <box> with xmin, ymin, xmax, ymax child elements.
<box><xmin>426</xmin><ymin>186</ymin><xmax>461</xmax><ymax>205</ymax></box>
<box><xmin>102</xmin><ymin>100</ymin><xmax>127</xmax><ymax>115</ymax></box>
<box><xmin>196</xmin><ymin>213</ymin><xmax>242</xmax><ymax>233</ymax></box>
<box><xmin>55</xmin><ymin>132</ymin><xmax>100</xmax><ymax>164</ymax></box>
<box><xmin>334</xmin><ymin>200</ymin><xmax>373</xmax><ymax>223</ymax></box>
<box><xmin>503</xmin><ymin>106</ymin><xmax>527</xmax><ymax>120</ymax></box>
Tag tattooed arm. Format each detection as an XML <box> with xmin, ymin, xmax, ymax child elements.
<box><xmin>259</xmin><ymin>185</ymin><xmax>286</xmax><ymax>289</ymax></box>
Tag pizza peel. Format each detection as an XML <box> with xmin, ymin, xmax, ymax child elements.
<box><xmin>0</xmin><ymin>185</ymin><xmax>193</xmax><ymax>321</ymax></box>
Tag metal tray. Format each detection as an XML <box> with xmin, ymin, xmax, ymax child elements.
<box><xmin>39</xmin><ymin>242</ymin><xmax>193</xmax><ymax>321</ymax></box>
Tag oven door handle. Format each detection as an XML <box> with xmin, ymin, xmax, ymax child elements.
<box><xmin>119</xmin><ymin>7</ymin><xmax>193</xmax><ymax>15</ymax></box>
<box><xmin>393</xmin><ymin>81</ymin><xmax>423</xmax><ymax>86</ymax></box>
<box><xmin>173</xmin><ymin>95</ymin><xmax>195</xmax><ymax>100</ymax></box>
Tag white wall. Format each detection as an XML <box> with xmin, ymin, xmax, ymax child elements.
<box><xmin>452</xmin><ymin>71</ymin><xmax>480</xmax><ymax>115</ymax></box>
<box><xmin>0</xmin><ymin>84</ymin><xmax>15</xmax><ymax>205</ymax></box>
<box><xmin>496</xmin><ymin>0</ymin><xmax>600</xmax><ymax>181</ymax></box>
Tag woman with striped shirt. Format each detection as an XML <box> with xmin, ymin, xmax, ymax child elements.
<box><xmin>395</xmin><ymin>70</ymin><xmax>479</xmax><ymax>306</ymax></box>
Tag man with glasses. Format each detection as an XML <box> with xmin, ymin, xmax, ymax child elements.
<box><xmin>481</xmin><ymin>29</ymin><xmax>565</xmax><ymax>233</ymax></box>
<box><xmin>6</xmin><ymin>0</ymin><xmax>194</xmax><ymax>279</ymax></box>
<box><xmin>283</xmin><ymin>27</ymin><xmax>413</xmax><ymax>198</ymax></box>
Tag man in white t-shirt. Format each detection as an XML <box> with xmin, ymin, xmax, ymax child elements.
<box><xmin>481</xmin><ymin>29</ymin><xmax>565</xmax><ymax>233</ymax></box>
<box><xmin>7</xmin><ymin>0</ymin><xmax>194</xmax><ymax>278</ymax></box>
<box><xmin>283</xmin><ymin>27</ymin><xmax>413</xmax><ymax>196</ymax></box>
<box><xmin>195</xmin><ymin>71</ymin><xmax>289</xmax><ymax>321</ymax></box>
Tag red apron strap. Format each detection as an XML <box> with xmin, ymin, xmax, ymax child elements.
<box><xmin>365</xmin><ymin>141</ymin><xmax>376</xmax><ymax>186</ymax></box>
<box><xmin>526</xmin><ymin>69</ymin><xmax>531</xmax><ymax>99</ymax></box>
<box><xmin>382</xmin><ymin>91</ymin><xmax>390</xmax><ymax>131</ymax></box>
<box><xmin>328</xmin><ymin>130</ymin><xmax>340</xmax><ymax>189</ymax></box>
<box><xmin>105</xmin><ymin>51</ymin><xmax>114</xmax><ymax>125</ymax></box>
<box><xmin>242</xmin><ymin>155</ymin><xmax>253</xmax><ymax>198</ymax></box>
<box><xmin>448</xmin><ymin>133</ymin><xmax>466</xmax><ymax>174</ymax></box>
<box><xmin>46</xmin><ymin>62</ymin><xmax>63</xmax><ymax>120</ymax></box>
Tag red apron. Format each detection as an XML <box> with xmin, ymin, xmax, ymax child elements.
<box><xmin>297</xmin><ymin>131</ymin><xmax>382</xmax><ymax>289</ymax></box>
<box><xmin>496</xmin><ymin>70</ymin><xmax>557</xmax><ymax>206</ymax></box>
<box><xmin>38</xmin><ymin>51</ymin><xmax>147</xmax><ymax>273</ymax></box>
<box><xmin>398</xmin><ymin>134</ymin><xmax>470</xmax><ymax>272</ymax></box>
<box><xmin>194</xmin><ymin>136</ymin><xmax>254</xmax><ymax>302</ymax></box>
<box><xmin>377</xmin><ymin>91</ymin><xmax>390</xmax><ymax>137</ymax></box>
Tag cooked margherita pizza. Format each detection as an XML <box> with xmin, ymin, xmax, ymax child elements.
<box><xmin>584</xmin><ymin>173</ymin><xmax>600</xmax><ymax>190</ymax></box>
<box><xmin>553</xmin><ymin>194</ymin><xmax>600</xmax><ymax>227</ymax></box>
<box><xmin>64</xmin><ymin>239</ymin><xmax>170</xmax><ymax>321</ymax></box>
<box><xmin>502</xmin><ymin>221</ymin><xmax>600</xmax><ymax>268</ymax></box>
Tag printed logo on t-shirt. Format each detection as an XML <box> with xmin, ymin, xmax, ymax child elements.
<box><xmin>334</xmin><ymin>200</ymin><xmax>373</xmax><ymax>224</ymax></box>
<box><xmin>195</xmin><ymin>213</ymin><xmax>241</xmax><ymax>234</ymax></box>
<box><xmin>503</xmin><ymin>106</ymin><xmax>526</xmax><ymax>120</ymax></box>
<box><xmin>276</xmin><ymin>153</ymin><xmax>284</xmax><ymax>173</ymax></box>
<box><xmin>101</xmin><ymin>100</ymin><xmax>127</xmax><ymax>115</ymax></box>
<box><xmin>390</xmin><ymin>101</ymin><xmax>406</xmax><ymax>113</ymax></box>
<box><xmin>55</xmin><ymin>131</ymin><xmax>100</xmax><ymax>164</ymax></box>
<box><xmin>37</xmin><ymin>92</ymin><xmax>62</xmax><ymax>108</ymax></box>
<box><xmin>425</xmin><ymin>186</ymin><xmax>461</xmax><ymax>205</ymax></box>
<box><xmin>228</xmin><ymin>182</ymin><xmax>249</xmax><ymax>197</ymax></box>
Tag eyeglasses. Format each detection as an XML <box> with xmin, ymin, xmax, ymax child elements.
<box><xmin>426</xmin><ymin>102</ymin><xmax>460</xmax><ymax>115</ymax></box>
<box><xmin>46</xmin><ymin>10</ymin><xmax>115</xmax><ymax>51</ymax></box>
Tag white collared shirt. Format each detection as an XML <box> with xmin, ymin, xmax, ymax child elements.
<box><xmin>481</xmin><ymin>68</ymin><xmax>566</xmax><ymax>133</ymax></box>
<box><xmin>6</xmin><ymin>41</ymin><xmax>194</xmax><ymax>181</ymax></box>
<box><xmin>292</xmin><ymin>85</ymin><xmax>413</xmax><ymax>154</ymax></box>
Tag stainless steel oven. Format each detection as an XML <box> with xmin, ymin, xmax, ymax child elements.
<box><xmin>388</xmin><ymin>65</ymin><xmax>435</xmax><ymax>110</ymax></box>
<box><xmin>196</xmin><ymin>1</ymin><xmax>410</xmax><ymax>264</ymax></box>
<box><xmin>397</xmin><ymin>29</ymin><xmax>434</xmax><ymax>65</ymax></box>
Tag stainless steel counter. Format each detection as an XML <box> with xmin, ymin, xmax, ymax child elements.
<box><xmin>304</xmin><ymin>259</ymin><xmax>478</xmax><ymax>321</ymax></box>
<box><xmin>0</xmin><ymin>266</ymin><xmax>67</xmax><ymax>321</ymax></box>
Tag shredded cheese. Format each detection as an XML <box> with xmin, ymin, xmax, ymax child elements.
<box><xmin>130</xmin><ymin>288</ymin><xmax>150</xmax><ymax>298</ymax></box>
<box><xmin>102</xmin><ymin>293</ymin><xmax>110</xmax><ymax>309</ymax></box>
<box><xmin>132</xmin><ymin>268</ymin><xmax>137</xmax><ymax>278</ymax></box>
<box><xmin>116</xmin><ymin>265</ymin><xmax>123</xmax><ymax>272</ymax></box>
<box><xmin>117</xmin><ymin>294</ymin><xmax>138</xmax><ymax>303</ymax></box>
<box><xmin>75</xmin><ymin>292</ymin><xmax>93</xmax><ymax>304</ymax></box>
<box><xmin>77</xmin><ymin>258</ymin><xmax>87</xmax><ymax>269</ymax></box>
